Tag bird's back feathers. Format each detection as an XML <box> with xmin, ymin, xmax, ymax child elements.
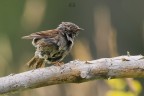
<box><xmin>22</xmin><ymin>29</ymin><xmax>59</xmax><ymax>39</ymax></box>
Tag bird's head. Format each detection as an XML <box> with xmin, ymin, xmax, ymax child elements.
<box><xmin>57</xmin><ymin>22</ymin><xmax>83</xmax><ymax>37</ymax></box>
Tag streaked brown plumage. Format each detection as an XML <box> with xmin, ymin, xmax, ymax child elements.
<box><xmin>22</xmin><ymin>22</ymin><xmax>83</xmax><ymax>68</ymax></box>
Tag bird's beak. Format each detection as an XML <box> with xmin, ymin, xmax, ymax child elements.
<box><xmin>78</xmin><ymin>28</ymin><xmax>84</xmax><ymax>31</ymax></box>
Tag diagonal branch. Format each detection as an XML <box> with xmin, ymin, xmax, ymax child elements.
<box><xmin>0</xmin><ymin>55</ymin><xmax>144</xmax><ymax>95</ymax></box>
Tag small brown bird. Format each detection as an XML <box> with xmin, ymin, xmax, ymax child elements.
<box><xmin>22</xmin><ymin>22</ymin><xmax>83</xmax><ymax>68</ymax></box>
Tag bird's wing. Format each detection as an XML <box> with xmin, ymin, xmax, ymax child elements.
<box><xmin>22</xmin><ymin>29</ymin><xmax>59</xmax><ymax>39</ymax></box>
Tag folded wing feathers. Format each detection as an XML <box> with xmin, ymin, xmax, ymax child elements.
<box><xmin>22</xmin><ymin>29</ymin><xmax>59</xmax><ymax>39</ymax></box>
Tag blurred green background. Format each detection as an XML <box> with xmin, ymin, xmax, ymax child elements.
<box><xmin>0</xmin><ymin>0</ymin><xmax>144</xmax><ymax>96</ymax></box>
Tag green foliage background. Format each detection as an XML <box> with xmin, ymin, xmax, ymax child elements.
<box><xmin>0</xmin><ymin>0</ymin><xmax>143</xmax><ymax>96</ymax></box>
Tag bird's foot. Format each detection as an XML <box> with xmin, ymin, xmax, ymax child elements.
<box><xmin>52</xmin><ymin>61</ymin><xmax>64</xmax><ymax>66</ymax></box>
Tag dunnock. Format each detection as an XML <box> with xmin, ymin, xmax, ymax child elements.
<box><xmin>22</xmin><ymin>22</ymin><xmax>83</xmax><ymax>68</ymax></box>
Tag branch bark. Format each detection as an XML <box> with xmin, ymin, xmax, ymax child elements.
<box><xmin>0</xmin><ymin>55</ymin><xmax>144</xmax><ymax>95</ymax></box>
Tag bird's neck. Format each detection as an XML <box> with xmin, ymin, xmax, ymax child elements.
<box><xmin>60</xmin><ymin>31</ymin><xmax>74</xmax><ymax>41</ymax></box>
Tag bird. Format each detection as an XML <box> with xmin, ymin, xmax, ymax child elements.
<box><xmin>22</xmin><ymin>22</ymin><xmax>83</xmax><ymax>68</ymax></box>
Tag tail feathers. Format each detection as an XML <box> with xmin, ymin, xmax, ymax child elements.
<box><xmin>35</xmin><ymin>58</ymin><xmax>45</xmax><ymax>68</ymax></box>
<box><xmin>26</xmin><ymin>56</ymin><xmax>45</xmax><ymax>68</ymax></box>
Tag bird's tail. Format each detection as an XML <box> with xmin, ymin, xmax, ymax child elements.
<box><xmin>26</xmin><ymin>56</ymin><xmax>45</xmax><ymax>69</ymax></box>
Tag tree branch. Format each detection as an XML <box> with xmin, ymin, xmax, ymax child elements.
<box><xmin>0</xmin><ymin>55</ymin><xmax>144</xmax><ymax>95</ymax></box>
